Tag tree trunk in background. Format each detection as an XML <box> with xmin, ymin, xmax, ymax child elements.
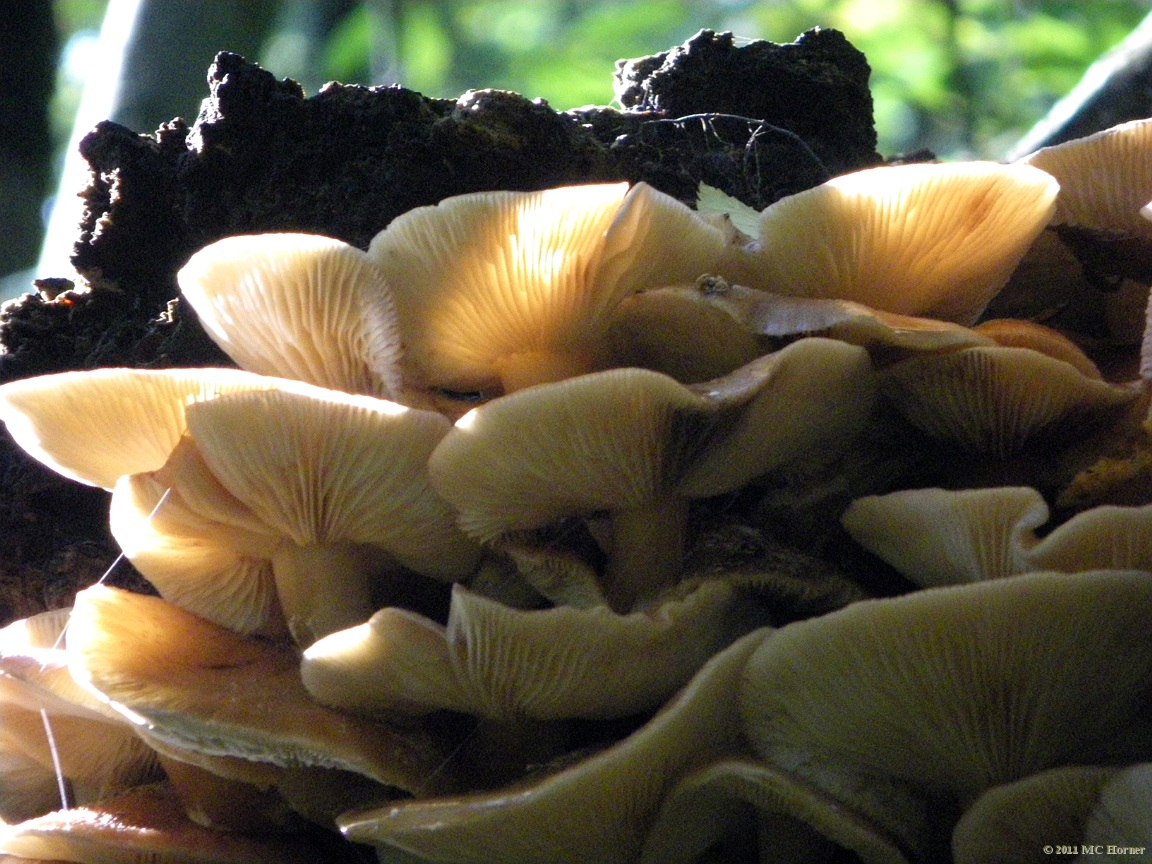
<box><xmin>0</xmin><ymin>1</ymin><xmax>58</xmax><ymax>278</ymax></box>
<box><xmin>1009</xmin><ymin>9</ymin><xmax>1152</xmax><ymax>158</ymax></box>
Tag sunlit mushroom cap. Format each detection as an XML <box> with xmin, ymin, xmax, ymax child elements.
<box><xmin>0</xmin><ymin>367</ymin><xmax>292</xmax><ymax>490</ymax></box>
<box><xmin>338</xmin><ymin>629</ymin><xmax>771</xmax><ymax>864</ymax></box>
<box><xmin>0</xmin><ymin>610</ymin><xmax>159</xmax><ymax>820</ymax></box>
<box><xmin>366</xmin><ymin>182</ymin><xmax>735</xmax><ymax>397</ymax></box>
<box><xmin>740</xmin><ymin>571</ymin><xmax>1152</xmax><ymax>846</ymax></box>
<box><xmin>880</xmin><ymin>345</ymin><xmax>1137</xmax><ymax>456</ymax></box>
<box><xmin>109</xmin><ymin>386</ymin><xmax>480</xmax><ymax>639</ymax></box>
<box><xmin>0</xmin><ymin>783</ymin><xmax>329</xmax><ymax>863</ymax></box>
<box><xmin>843</xmin><ymin>486</ymin><xmax>1152</xmax><ymax>586</ymax></box>
<box><xmin>1018</xmin><ymin>118</ymin><xmax>1152</xmax><ymax>234</ymax></box>
<box><xmin>727</xmin><ymin>161</ymin><xmax>1059</xmax><ymax>325</ymax></box>
<box><xmin>65</xmin><ymin>585</ymin><xmax>453</xmax><ymax>797</ymax></box>
<box><xmin>302</xmin><ymin>579</ymin><xmax>748</xmax><ymax>721</ymax></box>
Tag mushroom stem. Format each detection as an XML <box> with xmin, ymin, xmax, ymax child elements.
<box><xmin>604</xmin><ymin>496</ymin><xmax>690</xmax><ymax>612</ymax></box>
<box><xmin>271</xmin><ymin>542</ymin><xmax>394</xmax><ymax>646</ymax></box>
<box><xmin>495</xmin><ymin>349</ymin><xmax>599</xmax><ymax>393</ymax></box>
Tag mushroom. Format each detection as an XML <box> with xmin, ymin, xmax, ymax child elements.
<box><xmin>0</xmin><ymin>609</ymin><xmax>160</xmax><ymax>821</ymax></box>
<box><xmin>739</xmin><ymin>571</ymin><xmax>1152</xmax><ymax>856</ymax></box>
<box><xmin>64</xmin><ymin>585</ymin><xmax>456</xmax><ymax>800</ymax></box>
<box><xmin>301</xmin><ymin>578</ymin><xmax>751</xmax><ymax>722</ymax></box>
<box><xmin>879</xmin><ymin>344</ymin><xmax>1138</xmax><ymax>457</ymax></box>
<box><xmin>177</xmin><ymin>232</ymin><xmax>403</xmax><ymax>400</ymax></box>
<box><xmin>0</xmin><ymin>783</ymin><xmax>330</xmax><ymax>864</ymax></box>
<box><xmin>429</xmin><ymin>337</ymin><xmax>876</xmax><ymax>610</ymax></box>
<box><xmin>365</xmin><ymin>182</ymin><xmax>737</xmax><ymax>408</ymax></box>
<box><xmin>724</xmin><ymin>161</ymin><xmax>1059</xmax><ymax>325</ymax></box>
<box><xmin>951</xmin><ymin>766</ymin><xmax>1122</xmax><ymax>864</ymax></box>
<box><xmin>337</xmin><ymin>628</ymin><xmax>772</xmax><ymax>864</ymax></box>
<box><xmin>110</xmin><ymin>385</ymin><xmax>480</xmax><ymax>643</ymax></box>
<box><xmin>842</xmin><ymin>486</ymin><xmax>1152</xmax><ymax>586</ymax></box>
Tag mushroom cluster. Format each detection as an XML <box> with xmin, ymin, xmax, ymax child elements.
<box><xmin>2</xmin><ymin>119</ymin><xmax>1152</xmax><ymax>863</ymax></box>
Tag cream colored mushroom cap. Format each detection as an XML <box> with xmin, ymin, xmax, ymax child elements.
<box><xmin>0</xmin><ymin>367</ymin><xmax>294</xmax><ymax>490</ymax></box>
<box><xmin>65</xmin><ymin>585</ymin><xmax>451</xmax><ymax>796</ymax></box>
<box><xmin>339</xmin><ymin>628</ymin><xmax>771</xmax><ymax>864</ymax></box>
<box><xmin>1019</xmin><ymin>118</ymin><xmax>1152</xmax><ymax>234</ymax></box>
<box><xmin>740</xmin><ymin>572</ymin><xmax>1152</xmax><ymax>815</ymax></box>
<box><xmin>366</xmin><ymin>182</ymin><xmax>733</xmax><ymax>393</ymax></box>
<box><xmin>178</xmin><ymin>232</ymin><xmax>402</xmax><ymax>399</ymax></box>
<box><xmin>302</xmin><ymin>579</ymin><xmax>746</xmax><ymax>721</ymax></box>
<box><xmin>430</xmin><ymin>338</ymin><xmax>875</xmax><ymax>542</ymax></box>
<box><xmin>734</xmin><ymin>161</ymin><xmax>1058</xmax><ymax>324</ymax></box>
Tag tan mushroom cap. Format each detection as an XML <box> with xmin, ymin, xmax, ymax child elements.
<box><xmin>740</xmin><ymin>572</ymin><xmax>1152</xmax><ymax>845</ymax></box>
<box><xmin>0</xmin><ymin>610</ymin><xmax>161</xmax><ymax>820</ymax></box>
<box><xmin>843</xmin><ymin>486</ymin><xmax>1152</xmax><ymax>586</ymax></box>
<box><xmin>881</xmin><ymin>345</ymin><xmax>1137</xmax><ymax>456</ymax></box>
<box><xmin>338</xmin><ymin>628</ymin><xmax>771</xmax><ymax>864</ymax></box>
<box><xmin>302</xmin><ymin>579</ymin><xmax>749</xmax><ymax>721</ymax></box>
<box><xmin>178</xmin><ymin>232</ymin><xmax>403</xmax><ymax>399</ymax></box>
<box><xmin>951</xmin><ymin>766</ymin><xmax>1121</xmax><ymax>864</ymax></box>
<box><xmin>727</xmin><ymin>161</ymin><xmax>1059</xmax><ymax>325</ymax></box>
<box><xmin>0</xmin><ymin>783</ymin><xmax>329</xmax><ymax>864</ymax></box>
<box><xmin>0</xmin><ymin>367</ymin><xmax>294</xmax><ymax>490</ymax></box>
<box><xmin>430</xmin><ymin>338</ymin><xmax>875</xmax><ymax>610</ymax></box>
<box><xmin>972</xmin><ymin>318</ymin><xmax>1103</xmax><ymax>379</ymax></box>
<box><xmin>366</xmin><ymin>182</ymin><xmax>735</xmax><ymax>399</ymax></box>
<box><xmin>65</xmin><ymin>585</ymin><xmax>454</xmax><ymax>797</ymax></box>
<box><xmin>1018</xmin><ymin>118</ymin><xmax>1152</xmax><ymax>234</ymax></box>
<box><xmin>111</xmin><ymin>386</ymin><xmax>480</xmax><ymax>642</ymax></box>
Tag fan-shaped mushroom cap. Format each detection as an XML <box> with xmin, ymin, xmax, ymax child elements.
<box><xmin>110</xmin><ymin>386</ymin><xmax>480</xmax><ymax>641</ymax></box>
<box><xmin>951</xmin><ymin>766</ymin><xmax>1121</xmax><ymax>864</ymax></box>
<box><xmin>1018</xmin><ymin>118</ymin><xmax>1152</xmax><ymax>235</ymax></box>
<box><xmin>740</xmin><ymin>571</ymin><xmax>1152</xmax><ymax>851</ymax></box>
<box><xmin>177</xmin><ymin>232</ymin><xmax>403</xmax><ymax>399</ymax></box>
<box><xmin>430</xmin><ymin>338</ymin><xmax>875</xmax><ymax>609</ymax></box>
<box><xmin>880</xmin><ymin>345</ymin><xmax>1137</xmax><ymax>456</ymax></box>
<box><xmin>338</xmin><ymin>628</ymin><xmax>771</xmax><ymax>864</ymax></box>
<box><xmin>727</xmin><ymin>161</ymin><xmax>1059</xmax><ymax>325</ymax></box>
<box><xmin>64</xmin><ymin>585</ymin><xmax>454</xmax><ymax>798</ymax></box>
<box><xmin>0</xmin><ymin>783</ymin><xmax>329</xmax><ymax>864</ymax></box>
<box><xmin>0</xmin><ymin>610</ymin><xmax>160</xmax><ymax>821</ymax></box>
<box><xmin>843</xmin><ymin>486</ymin><xmax>1152</xmax><ymax>586</ymax></box>
<box><xmin>0</xmin><ymin>367</ymin><xmax>291</xmax><ymax>490</ymax></box>
<box><xmin>972</xmin><ymin>318</ymin><xmax>1103</xmax><ymax>379</ymax></box>
<box><xmin>302</xmin><ymin>579</ymin><xmax>749</xmax><ymax>721</ymax></box>
<box><xmin>366</xmin><ymin>182</ymin><xmax>735</xmax><ymax>401</ymax></box>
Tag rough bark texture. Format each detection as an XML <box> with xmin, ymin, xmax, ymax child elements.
<box><xmin>0</xmin><ymin>27</ymin><xmax>880</xmax><ymax>624</ymax></box>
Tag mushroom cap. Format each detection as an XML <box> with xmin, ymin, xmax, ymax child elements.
<box><xmin>740</xmin><ymin>571</ymin><xmax>1152</xmax><ymax>826</ymax></box>
<box><xmin>366</xmin><ymin>182</ymin><xmax>733</xmax><ymax>395</ymax></box>
<box><xmin>338</xmin><ymin>628</ymin><xmax>771</xmax><ymax>864</ymax></box>
<box><xmin>177</xmin><ymin>232</ymin><xmax>403</xmax><ymax>399</ymax></box>
<box><xmin>1081</xmin><ymin>763</ymin><xmax>1152</xmax><ymax>849</ymax></box>
<box><xmin>302</xmin><ymin>579</ymin><xmax>748</xmax><ymax>721</ymax></box>
<box><xmin>109</xmin><ymin>386</ymin><xmax>480</xmax><ymax>640</ymax></box>
<box><xmin>0</xmin><ymin>783</ymin><xmax>329</xmax><ymax>864</ymax></box>
<box><xmin>430</xmin><ymin>338</ymin><xmax>875</xmax><ymax>541</ymax></box>
<box><xmin>728</xmin><ymin>161</ymin><xmax>1059</xmax><ymax>325</ymax></box>
<box><xmin>65</xmin><ymin>585</ymin><xmax>453</xmax><ymax>797</ymax></box>
<box><xmin>0</xmin><ymin>367</ymin><xmax>292</xmax><ymax>490</ymax></box>
<box><xmin>880</xmin><ymin>345</ymin><xmax>1138</xmax><ymax>456</ymax></box>
<box><xmin>844</xmin><ymin>486</ymin><xmax>1152</xmax><ymax>586</ymax></box>
<box><xmin>951</xmin><ymin>765</ymin><xmax>1121</xmax><ymax>864</ymax></box>
<box><xmin>1018</xmin><ymin>118</ymin><xmax>1152</xmax><ymax>235</ymax></box>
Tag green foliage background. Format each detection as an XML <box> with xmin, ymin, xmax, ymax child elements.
<box><xmin>52</xmin><ymin>0</ymin><xmax>1152</xmax><ymax>160</ymax></box>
